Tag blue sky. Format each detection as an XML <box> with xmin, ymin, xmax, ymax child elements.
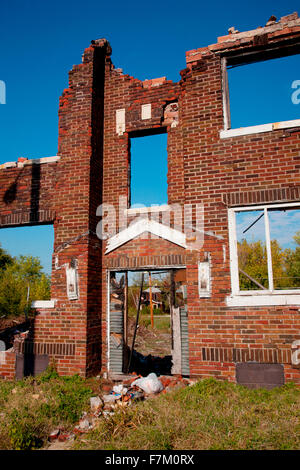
<box><xmin>236</xmin><ymin>209</ymin><xmax>300</xmax><ymax>249</ymax></box>
<box><xmin>131</xmin><ymin>134</ymin><xmax>168</xmax><ymax>207</ymax></box>
<box><xmin>0</xmin><ymin>0</ymin><xmax>299</xmax><ymax>274</ymax></box>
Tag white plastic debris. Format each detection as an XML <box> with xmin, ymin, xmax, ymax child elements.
<box><xmin>131</xmin><ymin>373</ymin><xmax>164</xmax><ymax>394</ymax></box>
<box><xmin>112</xmin><ymin>384</ymin><xmax>128</xmax><ymax>395</ymax></box>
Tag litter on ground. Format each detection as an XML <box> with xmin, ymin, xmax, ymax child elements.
<box><xmin>48</xmin><ymin>372</ymin><xmax>195</xmax><ymax>444</ymax></box>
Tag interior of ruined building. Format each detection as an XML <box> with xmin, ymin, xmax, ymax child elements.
<box><xmin>0</xmin><ymin>12</ymin><xmax>300</xmax><ymax>388</ymax></box>
<box><xmin>109</xmin><ymin>268</ymin><xmax>187</xmax><ymax>377</ymax></box>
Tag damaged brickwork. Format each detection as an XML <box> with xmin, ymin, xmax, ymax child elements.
<box><xmin>0</xmin><ymin>13</ymin><xmax>300</xmax><ymax>385</ymax></box>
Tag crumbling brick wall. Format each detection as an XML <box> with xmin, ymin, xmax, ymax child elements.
<box><xmin>0</xmin><ymin>158</ymin><xmax>58</xmax><ymax>228</ymax></box>
<box><xmin>180</xmin><ymin>13</ymin><xmax>300</xmax><ymax>382</ymax></box>
<box><xmin>0</xmin><ymin>13</ymin><xmax>299</xmax><ymax>384</ymax></box>
<box><xmin>99</xmin><ymin>12</ymin><xmax>300</xmax><ymax>384</ymax></box>
<box><xmin>0</xmin><ymin>351</ymin><xmax>16</xmax><ymax>380</ymax></box>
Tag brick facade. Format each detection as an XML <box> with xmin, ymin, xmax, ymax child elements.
<box><xmin>0</xmin><ymin>14</ymin><xmax>300</xmax><ymax>384</ymax></box>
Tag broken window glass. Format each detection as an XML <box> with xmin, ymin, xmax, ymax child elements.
<box><xmin>269</xmin><ymin>208</ymin><xmax>300</xmax><ymax>290</ymax></box>
<box><xmin>234</xmin><ymin>205</ymin><xmax>300</xmax><ymax>292</ymax></box>
<box><xmin>236</xmin><ymin>209</ymin><xmax>269</xmax><ymax>290</ymax></box>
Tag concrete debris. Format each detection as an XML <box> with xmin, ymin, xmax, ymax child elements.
<box><xmin>48</xmin><ymin>373</ymin><xmax>195</xmax><ymax>444</ymax></box>
<box><xmin>77</xmin><ymin>418</ymin><xmax>93</xmax><ymax>431</ymax></box>
<box><xmin>103</xmin><ymin>394</ymin><xmax>121</xmax><ymax>404</ymax></box>
<box><xmin>90</xmin><ymin>396</ymin><xmax>103</xmax><ymax>411</ymax></box>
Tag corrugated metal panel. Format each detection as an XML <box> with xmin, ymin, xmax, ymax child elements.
<box><xmin>109</xmin><ymin>277</ymin><xmax>124</xmax><ymax>374</ymax></box>
<box><xmin>180</xmin><ymin>306</ymin><xmax>190</xmax><ymax>376</ymax></box>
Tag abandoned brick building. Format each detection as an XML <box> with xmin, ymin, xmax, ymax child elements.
<box><xmin>0</xmin><ymin>13</ymin><xmax>300</xmax><ymax>387</ymax></box>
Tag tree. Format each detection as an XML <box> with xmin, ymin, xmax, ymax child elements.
<box><xmin>0</xmin><ymin>244</ymin><xmax>13</xmax><ymax>273</ymax></box>
<box><xmin>238</xmin><ymin>237</ymin><xmax>300</xmax><ymax>290</ymax></box>
<box><xmin>238</xmin><ymin>239</ymin><xmax>269</xmax><ymax>290</ymax></box>
<box><xmin>294</xmin><ymin>230</ymin><xmax>300</xmax><ymax>246</ymax></box>
<box><xmin>0</xmin><ymin>253</ymin><xmax>50</xmax><ymax>319</ymax></box>
<box><xmin>284</xmin><ymin>231</ymin><xmax>300</xmax><ymax>289</ymax></box>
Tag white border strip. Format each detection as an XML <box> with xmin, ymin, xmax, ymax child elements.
<box><xmin>220</xmin><ymin>119</ymin><xmax>300</xmax><ymax>139</ymax></box>
<box><xmin>227</xmin><ymin>295</ymin><xmax>300</xmax><ymax>307</ymax></box>
<box><xmin>105</xmin><ymin>219</ymin><xmax>187</xmax><ymax>254</ymax></box>
<box><xmin>31</xmin><ymin>300</ymin><xmax>56</xmax><ymax>309</ymax></box>
<box><xmin>125</xmin><ymin>205</ymin><xmax>170</xmax><ymax>215</ymax></box>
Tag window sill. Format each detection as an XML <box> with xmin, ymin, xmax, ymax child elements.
<box><xmin>31</xmin><ymin>300</ymin><xmax>56</xmax><ymax>309</ymax></box>
<box><xmin>226</xmin><ymin>294</ymin><xmax>300</xmax><ymax>307</ymax></box>
<box><xmin>220</xmin><ymin>119</ymin><xmax>300</xmax><ymax>139</ymax></box>
<box><xmin>125</xmin><ymin>205</ymin><xmax>170</xmax><ymax>215</ymax></box>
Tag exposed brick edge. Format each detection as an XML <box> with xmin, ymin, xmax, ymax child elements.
<box><xmin>0</xmin><ymin>209</ymin><xmax>56</xmax><ymax>227</ymax></box>
<box><xmin>201</xmin><ymin>347</ymin><xmax>292</xmax><ymax>364</ymax></box>
<box><xmin>223</xmin><ymin>186</ymin><xmax>300</xmax><ymax>207</ymax></box>
<box><xmin>0</xmin><ymin>351</ymin><xmax>16</xmax><ymax>380</ymax></box>
<box><xmin>186</xmin><ymin>13</ymin><xmax>300</xmax><ymax>62</ymax></box>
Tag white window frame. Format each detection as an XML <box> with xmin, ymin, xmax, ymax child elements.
<box><xmin>220</xmin><ymin>57</ymin><xmax>300</xmax><ymax>139</ymax></box>
<box><xmin>227</xmin><ymin>202</ymin><xmax>300</xmax><ymax>307</ymax></box>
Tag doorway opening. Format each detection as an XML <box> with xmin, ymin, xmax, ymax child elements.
<box><xmin>108</xmin><ymin>268</ymin><xmax>189</xmax><ymax>377</ymax></box>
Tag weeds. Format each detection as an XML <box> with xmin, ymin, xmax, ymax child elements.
<box><xmin>74</xmin><ymin>378</ymin><xmax>300</xmax><ymax>451</ymax></box>
<box><xmin>0</xmin><ymin>367</ymin><xmax>94</xmax><ymax>450</ymax></box>
<box><xmin>0</xmin><ymin>375</ymin><xmax>299</xmax><ymax>451</ymax></box>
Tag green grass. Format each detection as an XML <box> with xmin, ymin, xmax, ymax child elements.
<box><xmin>1</xmin><ymin>373</ymin><xmax>299</xmax><ymax>450</ymax></box>
<box><xmin>139</xmin><ymin>313</ymin><xmax>170</xmax><ymax>331</ymax></box>
<box><xmin>0</xmin><ymin>367</ymin><xmax>94</xmax><ymax>450</ymax></box>
<box><xmin>74</xmin><ymin>378</ymin><xmax>300</xmax><ymax>450</ymax></box>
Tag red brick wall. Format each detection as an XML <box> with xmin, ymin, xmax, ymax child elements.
<box><xmin>44</xmin><ymin>40</ymin><xmax>109</xmax><ymax>377</ymax></box>
<box><xmin>0</xmin><ymin>351</ymin><xmax>16</xmax><ymax>380</ymax></box>
<box><xmin>179</xmin><ymin>17</ymin><xmax>300</xmax><ymax>383</ymax></box>
<box><xmin>0</xmin><ymin>15</ymin><xmax>299</xmax><ymax>385</ymax></box>
<box><xmin>0</xmin><ymin>160</ymin><xmax>58</xmax><ymax>227</ymax></box>
<box><xmin>99</xmin><ymin>14</ymin><xmax>300</xmax><ymax>384</ymax></box>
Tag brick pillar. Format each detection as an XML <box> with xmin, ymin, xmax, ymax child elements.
<box><xmin>33</xmin><ymin>40</ymin><xmax>111</xmax><ymax>377</ymax></box>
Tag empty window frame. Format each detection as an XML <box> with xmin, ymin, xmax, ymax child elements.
<box><xmin>222</xmin><ymin>52</ymin><xmax>300</xmax><ymax>131</ymax></box>
<box><xmin>228</xmin><ymin>203</ymin><xmax>300</xmax><ymax>296</ymax></box>
<box><xmin>129</xmin><ymin>132</ymin><xmax>168</xmax><ymax>208</ymax></box>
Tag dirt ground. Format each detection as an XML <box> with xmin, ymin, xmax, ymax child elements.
<box><xmin>0</xmin><ymin>315</ymin><xmax>27</xmax><ymax>331</ymax></box>
<box><xmin>127</xmin><ymin>316</ymin><xmax>171</xmax><ymax>357</ymax></box>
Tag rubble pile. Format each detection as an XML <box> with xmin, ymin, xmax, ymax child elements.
<box><xmin>0</xmin><ymin>319</ymin><xmax>31</xmax><ymax>352</ymax></box>
<box><xmin>48</xmin><ymin>372</ymin><xmax>195</xmax><ymax>444</ymax></box>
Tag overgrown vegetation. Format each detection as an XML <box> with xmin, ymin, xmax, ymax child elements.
<box><xmin>0</xmin><ymin>374</ymin><xmax>299</xmax><ymax>450</ymax></box>
<box><xmin>75</xmin><ymin>378</ymin><xmax>300</xmax><ymax>450</ymax></box>
<box><xmin>0</xmin><ymin>367</ymin><xmax>93</xmax><ymax>450</ymax></box>
<box><xmin>0</xmin><ymin>244</ymin><xmax>50</xmax><ymax>319</ymax></box>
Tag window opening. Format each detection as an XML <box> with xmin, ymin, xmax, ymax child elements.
<box><xmin>130</xmin><ymin>132</ymin><xmax>168</xmax><ymax>207</ymax></box>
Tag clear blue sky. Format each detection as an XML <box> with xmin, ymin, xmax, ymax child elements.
<box><xmin>236</xmin><ymin>209</ymin><xmax>300</xmax><ymax>249</ymax></box>
<box><xmin>0</xmin><ymin>0</ymin><xmax>299</xmax><ymax>274</ymax></box>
